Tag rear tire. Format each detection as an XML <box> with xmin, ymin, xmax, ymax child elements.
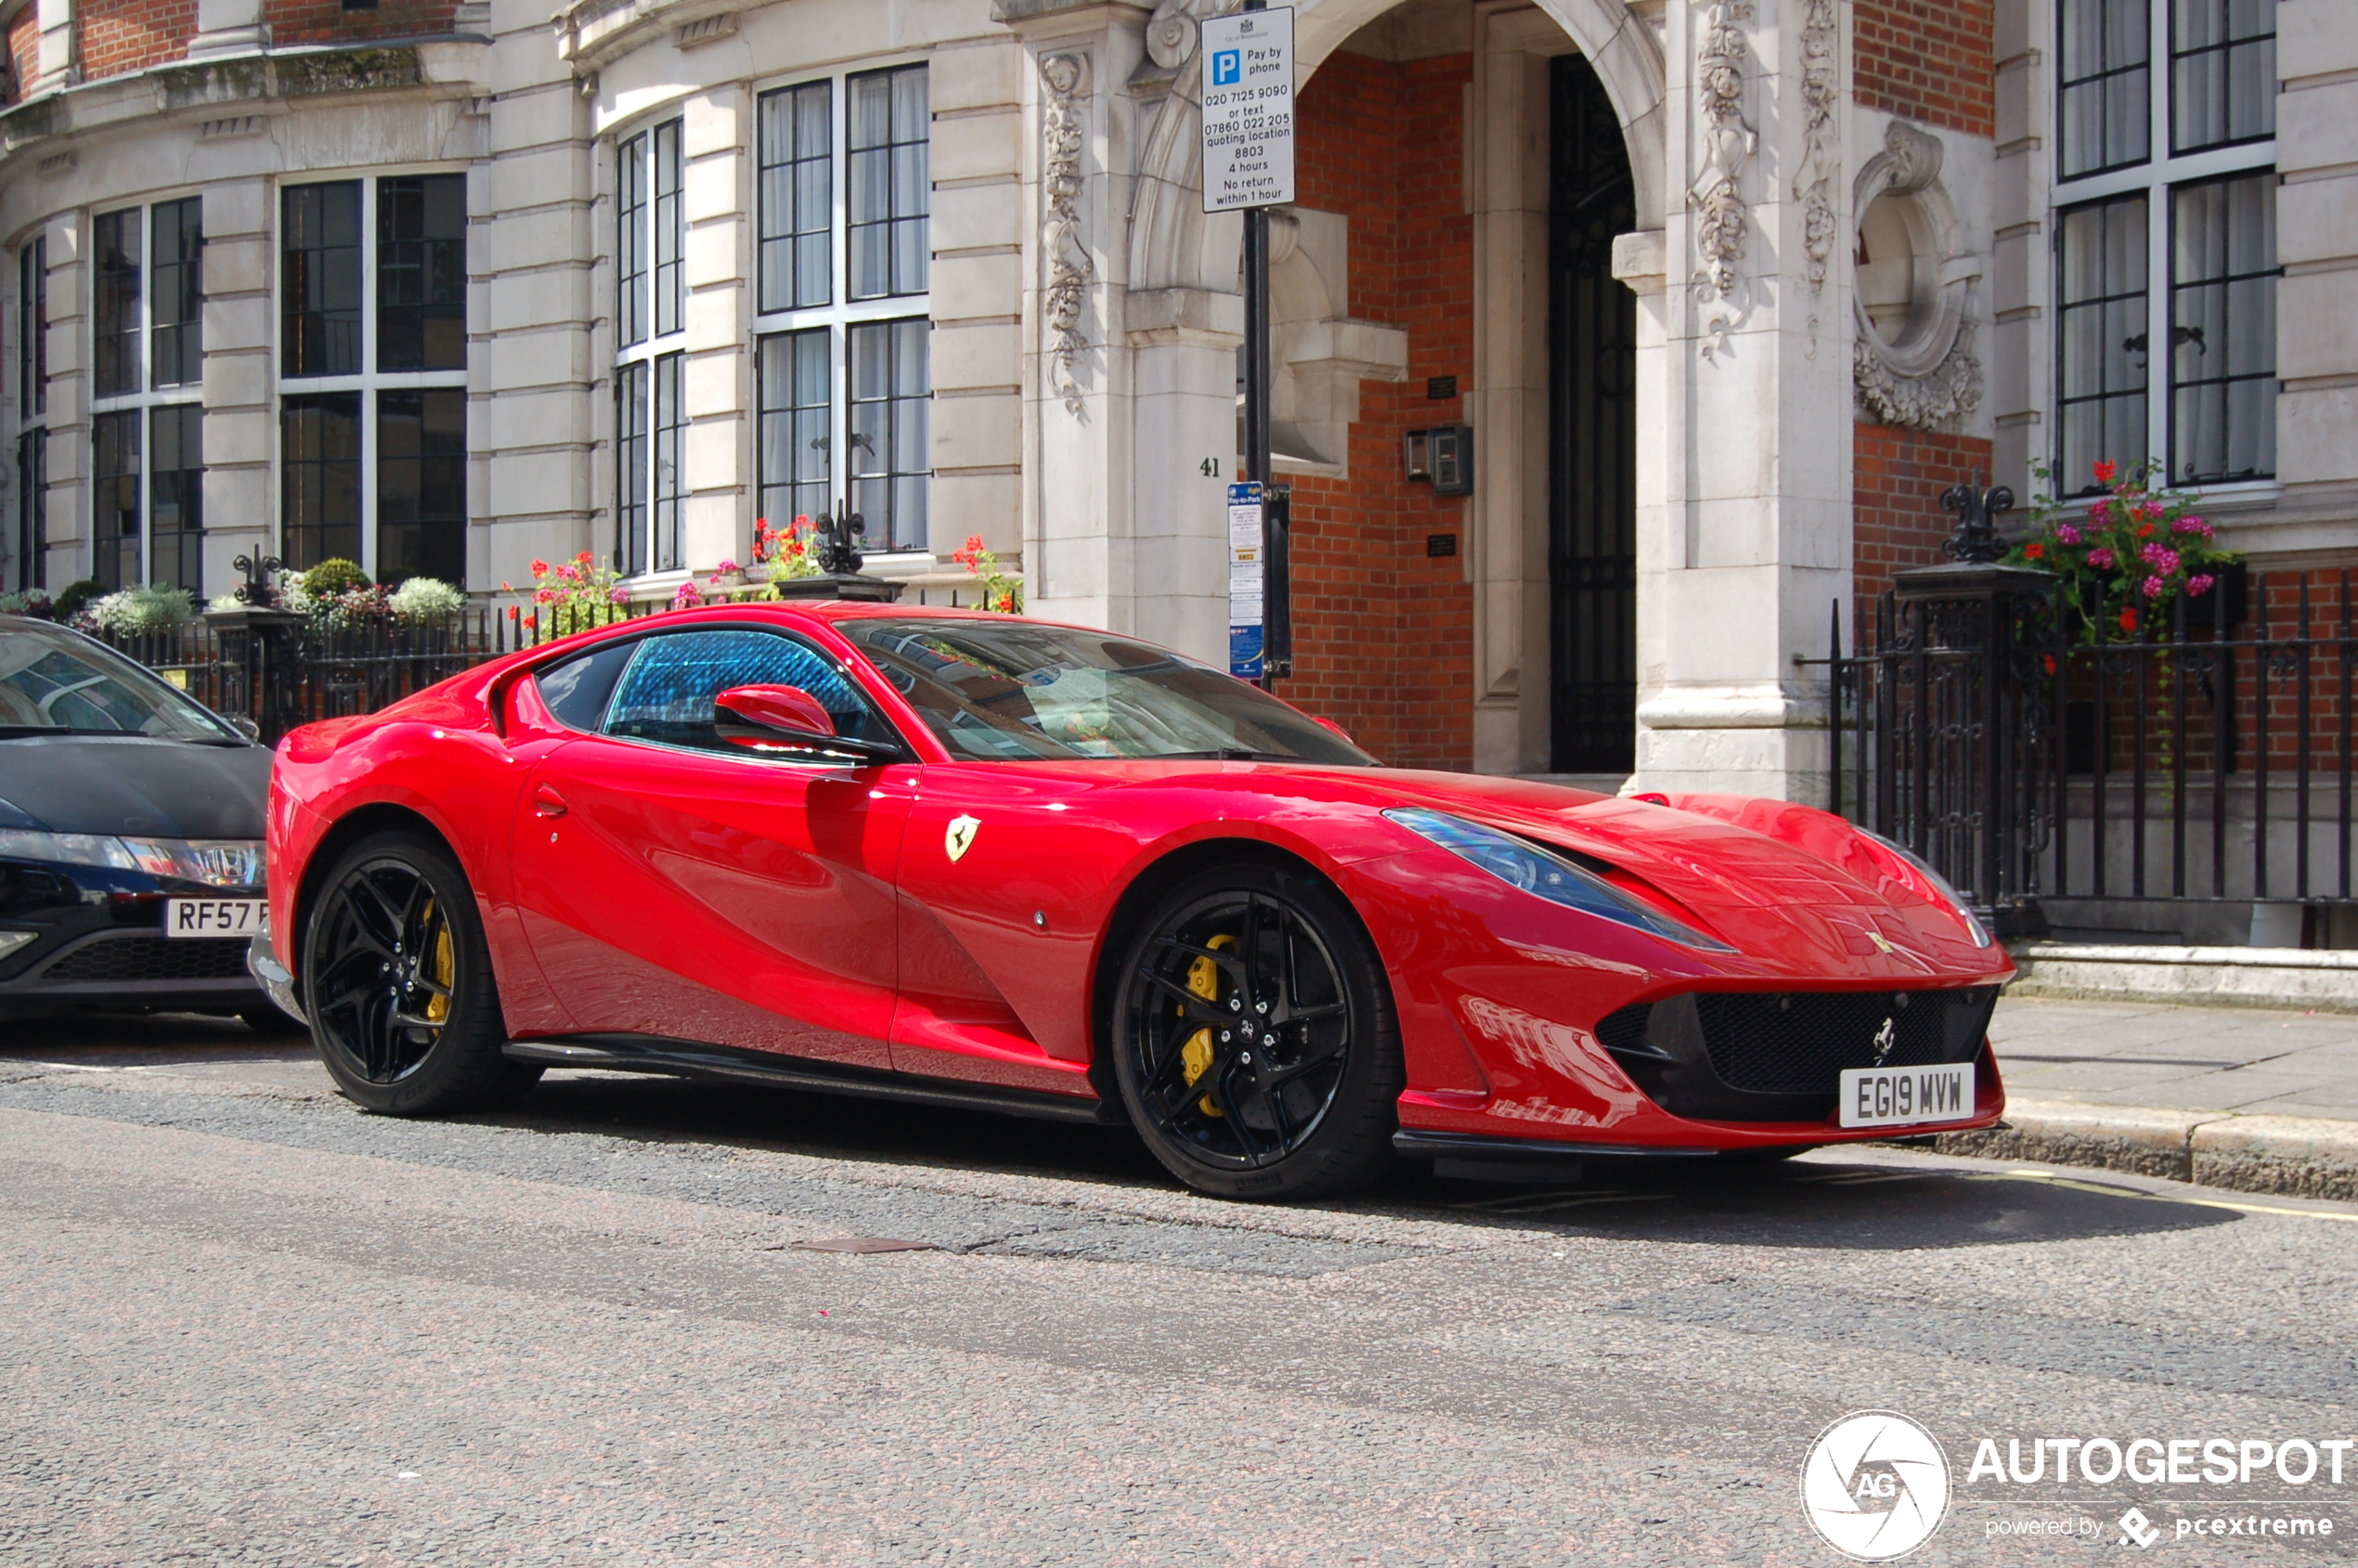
<box><xmin>302</xmin><ymin>830</ymin><xmax>540</xmax><ymax>1115</ymax></box>
<box><xmin>1109</xmin><ymin>861</ymin><xmax>1401</xmax><ymax>1200</ymax></box>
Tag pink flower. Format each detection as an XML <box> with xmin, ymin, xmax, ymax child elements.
<box><xmin>671</xmin><ymin>580</ymin><xmax>704</xmax><ymax>610</ymax></box>
<box><xmin>717</xmin><ymin>559</ymin><xmax>740</xmax><ymax>574</ymax></box>
<box><xmin>2090</xmin><ymin>499</ymin><xmax>2111</xmax><ymax>523</ymax></box>
<box><xmin>2055</xmin><ymin>523</ymin><xmax>2083</xmax><ymax>546</ymax></box>
<box><xmin>2140</xmin><ymin>543</ymin><xmax>2181</xmax><ymax>574</ymax></box>
<box><xmin>2142</xmin><ymin>574</ymin><xmax>2168</xmax><ymax>599</ymax></box>
<box><xmin>2140</xmin><ymin>499</ymin><xmax>2167</xmax><ymax>520</ymax></box>
<box><xmin>2087</xmin><ymin>547</ymin><xmax>2116</xmax><ymax>569</ymax></box>
<box><xmin>608</xmin><ymin>587</ymin><xmax>629</xmax><ymax>604</ymax></box>
<box><xmin>2186</xmin><ymin>573</ymin><xmax>2217</xmax><ymax>597</ymax></box>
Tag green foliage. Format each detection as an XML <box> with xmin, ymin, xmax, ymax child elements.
<box><xmin>84</xmin><ymin>584</ymin><xmax>197</xmax><ymax>635</ymax></box>
<box><xmin>2004</xmin><ymin>460</ymin><xmax>2240</xmax><ymax>644</ymax></box>
<box><xmin>300</xmin><ymin>558</ymin><xmax>373</xmax><ymax>600</ymax></box>
<box><xmin>952</xmin><ymin>534</ymin><xmax>1024</xmax><ymax>614</ymax></box>
<box><xmin>387</xmin><ymin>577</ymin><xmax>467</xmax><ymax>620</ymax></box>
<box><xmin>50</xmin><ymin>580</ymin><xmax>103</xmax><ymax>619</ymax></box>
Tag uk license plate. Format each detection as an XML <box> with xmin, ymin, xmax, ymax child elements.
<box><xmin>162</xmin><ymin>898</ymin><xmax>266</xmax><ymax>940</ymax></box>
<box><xmin>1837</xmin><ymin>1062</ymin><xmax>1976</xmax><ymax>1129</ymax></box>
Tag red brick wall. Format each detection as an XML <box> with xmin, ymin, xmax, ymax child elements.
<box><xmin>1854</xmin><ymin>0</ymin><xmax>1995</xmax><ymax>138</ymax></box>
<box><xmin>1853</xmin><ymin>423</ymin><xmax>1993</xmax><ymax>627</ymax></box>
<box><xmin>266</xmin><ymin>0</ymin><xmax>458</xmax><ymax>46</ymax></box>
<box><xmin>1281</xmin><ymin>49</ymin><xmax>1476</xmax><ymax>771</ymax></box>
<box><xmin>6</xmin><ymin>6</ymin><xmax>36</xmax><ymax>102</ymax></box>
<box><xmin>77</xmin><ymin>0</ymin><xmax>192</xmax><ymax>80</ymax></box>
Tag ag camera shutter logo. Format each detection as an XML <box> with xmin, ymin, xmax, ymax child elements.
<box><xmin>1801</xmin><ymin>1410</ymin><xmax>1951</xmax><ymax>1561</ymax></box>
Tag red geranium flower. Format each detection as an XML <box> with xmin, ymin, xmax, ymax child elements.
<box><xmin>2118</xmin><ymin>607</ymin><xmax>2137</xmax><ymax>633</ymax></box>
<box><xmin>529</xmin><ymin>558</ymin><xmax>551</xmax><ymax>577</ymax></box>
<box><xmin>2093</xmin><ymin>460</ymin><xmax>2118</xmax><ymax>483</ymax></box>
<box><xmin>2025</xmin><ymin>542</ymin><xmax>2046</xmax><ymax>560</ymax></box>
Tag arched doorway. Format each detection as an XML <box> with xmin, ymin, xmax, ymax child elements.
<box><xmin>1547</xmin><ymin>51</ymin><xmax>1637</xmax><ymax>774</ymax></box>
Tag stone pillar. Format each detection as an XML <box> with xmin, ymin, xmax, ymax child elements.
<box><xmin>928</xmin><ymin>38</ymin><xmax>1029</xmax><ymax>572</ymax></box>
<box><xmin>200</xmin><ymin>179</ymin><xmax>274</xmax><ymax>598</ymax></box>
<box><xmin>1628</xmin><ymin>0</ymin><xmax>1852</xmax><ymax>801</ymax></box>
<box><xmin>38</xmin><ymin>213</ymin><xmax>82</xmax><ymax>588</ymax></box>
<box><xmin>2274</xmin><ymin>0</ymin><xmax>2358</xmax><ymax>512</ymax></box>
<box><xmin>680</xmin><ymin>85</ymin><xmax>746</xmax><ymax>572</ymax></box>
<box><xmin>188</xmin><ymin>0</ymin><xmax>268</xmax><ymax>59</ymax></box>
<box><xmin>476</xmin><ymin>48</ymin><xmax>594</xmax><ymax>588</ymax></box>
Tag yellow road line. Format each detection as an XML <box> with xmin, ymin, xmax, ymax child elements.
<box><xmin>1983</xmin><ymin>1167</ymin><xmax>2358</xmax><ymax>1224</ymax></box>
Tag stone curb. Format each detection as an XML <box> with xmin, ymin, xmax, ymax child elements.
<box><xmin>1926</xmin><ymin>1098</ymin><xmax>2358</xmax><ymax>1202</ymax></box>
<box><xmin>2003</xmin><ymin>942</ymin><xmax>2358</xmax><ymax>1014</ymax></box>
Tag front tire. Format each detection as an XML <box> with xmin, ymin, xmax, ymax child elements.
<box><xmin>302</xmin><ymin>830</ymin><xmax>539</xmax><ymax>1115</ymax></box>
<box><xmin>1110</xmin><ymin>862</ymin><xmax>1401</xmax><ymax>1199</ymax></box>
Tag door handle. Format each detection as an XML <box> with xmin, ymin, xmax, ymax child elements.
<box><xmin>533</xmin><ymin>784</ymin><xmax>569</xmax><ymax>818</ymax></box>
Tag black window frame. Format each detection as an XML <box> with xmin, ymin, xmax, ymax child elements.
<box><xmin>280</xmin><ymin>391</ymin><xmax>363</xmax><ymax>571</ymax></box>
<box><xmin>92</xmin><ymin>207</ymin><xmax>143</xmax><ymax>400</ymax></box>
<box><xmin>377</xmin><ymin>174</ymin><xmax>468</xmax><ymax>374</ymax></box>
<box><xmin>282</xmin><ymin>181</ymin><xmax>365</xmax><ymax>380</ymax></box>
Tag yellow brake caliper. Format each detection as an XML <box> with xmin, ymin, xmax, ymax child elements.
<box><xmin>421</xmin><ymin>901</ymin><xmax>453</xmax><ymax>1027</ymax></box>
<box><xmin>1178</xmin><ymin>933</ymin><xmax>1236</xmax><ymax>1117</ymax></box>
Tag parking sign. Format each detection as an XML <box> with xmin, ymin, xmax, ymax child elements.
<box><xmin>1198</xmin><ymin>8</ymin><xmax>1294</xmax><ymax>214</ymax></box>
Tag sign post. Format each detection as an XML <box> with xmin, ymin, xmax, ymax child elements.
<box><xmin>1201</xmin><ymin>4</ymin><xmax>1295</xmax><ymax>683</ymax></box>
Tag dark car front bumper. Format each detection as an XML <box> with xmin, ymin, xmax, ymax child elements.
<box><xmin>0</xmin><ymin>856</ymin><xmax>267</xmax><ymax>1018</ymax></box>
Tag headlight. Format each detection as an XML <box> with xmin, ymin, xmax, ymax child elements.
<box><xmin>1386</xmin><ymin>808</ymin><xmax>1733</xmax><ymax>952</ymax></box>
<box><xmin>1863</xmin><ymin>829</ymin><xmax>1992</xmax><ymax>948</ymax></box>
<box><xmin>0</xmin><ymin>830</ymin><xmax>264</xmax><ymax>888</ymax></box>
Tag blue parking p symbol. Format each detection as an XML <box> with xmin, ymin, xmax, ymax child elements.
<box><xmin>1211</xmin><ymin>48</ymin><xmax>1240</xmax><ymax>86</ymax></box>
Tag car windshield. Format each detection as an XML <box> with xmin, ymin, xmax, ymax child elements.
<box><xmin>839</xmin><ymin>617</ymin><xmax>1374</xmax><ymax>765</ymax></box>
<box><xmin>0</xmin><ymin>618</ymin><xmax>241</xmax><ymax>741</ymax></box>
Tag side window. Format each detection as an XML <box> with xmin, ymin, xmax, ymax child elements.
<box><xmin>533</xmin><ymin>639</ymin><xmax>637</xmax><ymax>732</ymax></box>
<box><xmin>601</xmin><ymin>628</ymin><xmax>893</xmax><ymax>758</ymax></box>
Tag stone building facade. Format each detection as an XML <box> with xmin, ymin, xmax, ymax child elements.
<box><xmin>0</xmin><ymin>0</ymin><xmax>2341</xmax><ymax>801</ymax></box>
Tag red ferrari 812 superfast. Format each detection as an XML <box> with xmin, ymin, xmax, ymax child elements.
<box><xmin>253</xmin><ymin>603</ymin><xmax>2010</xmax><ymax>1199</ymax></box>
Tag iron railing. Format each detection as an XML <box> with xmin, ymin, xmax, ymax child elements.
<box><xmin>1820</xmin><ymin>569</ymin><xmax>2358</xmax><ymax>929</ymax></box>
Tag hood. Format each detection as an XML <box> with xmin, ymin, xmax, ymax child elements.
<box><xmin>0</xmin><ymin>735</ymin><xmax>270</xmax><ymax>837</ymax></box>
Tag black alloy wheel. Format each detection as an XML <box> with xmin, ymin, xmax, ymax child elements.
<box><xmin>1111</xmin><ymin>861</ymin><xmax>1401</xmax><ymax>1199</ymax></box>
<box><xmin>303</xmin><ymin>831</ymin><xmax>539</xmax><ymax>1115</ymax></box>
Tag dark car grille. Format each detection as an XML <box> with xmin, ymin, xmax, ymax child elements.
<box><xmin>42</xmin><ymin>936</ymin><xmax>253</xmax><ymax>983</ymax></box>
<box><xmin>1598</xmin><ymin>986</ymin><xmax>2000</xmax><ymax>1123</ymax></box>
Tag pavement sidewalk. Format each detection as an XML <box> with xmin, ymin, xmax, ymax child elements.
<box><xmin>1947</xmin><ymin>994</ymin><xmax>2358</xmax><ymax>1199</ymax></box>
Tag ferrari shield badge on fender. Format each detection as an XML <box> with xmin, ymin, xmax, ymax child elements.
<box><xmin>944</xmin><ymin>815</ymin><xmax>981</xmax><ymax>862</ymax></box>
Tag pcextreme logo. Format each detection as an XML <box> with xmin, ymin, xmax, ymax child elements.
<box><xmin>1801</xmin><ymin>1410</ymin><xmax>1951</xmax><ymax>1561</ymax></box>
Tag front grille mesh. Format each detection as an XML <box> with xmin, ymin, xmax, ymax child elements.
<box><xmin>1597</xmin><ymin>985</ymin><xmax>2000</xmax><ymax>1114</ymax></box>
<box><xmin>43</xmin><ymin>937</ymin><xmax>252</xmax><ymax>983</ymax></box>
<box><xmin>1696</xmin><ymin>990</ymin><xmax>1990</xmax><ymax>1094</ymax></box>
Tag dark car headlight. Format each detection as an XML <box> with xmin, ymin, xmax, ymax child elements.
<box><xmin>0</xmin><ymin>830</ymin><xmax>265</xmax><ymax>888</ymax></box>
<box><xmin>1385</xmin><ymin>808</ymin><xmax>1733</xmax><ymax>952</ymax></box>
<box><xmin>1863</xmin><ymin>830</ymin><xmax>1993</xmax><ymax>948</ymax></box>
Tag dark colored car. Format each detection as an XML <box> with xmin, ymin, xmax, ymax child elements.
<box><xmin>0</xmin><ymin>615</ymin><xmax>298</xmax><ymax>1030</ymax></box>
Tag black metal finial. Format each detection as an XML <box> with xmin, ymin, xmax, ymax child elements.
<box><xmin>231</xmin><ymin>551</ymin><xmax>286</xmax><ymax>608</ymax></box>
<box><xmin>1937</xmin><ymin>472</ymin><xmax>2016</xmax><ymax>565</ymax></box>
<box><xmin>817</xmin><ymin>499</ymin><xmax>866</xmax><ymax>577</ymax></box>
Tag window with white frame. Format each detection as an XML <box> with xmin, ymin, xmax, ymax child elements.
<box><xmin>279</xmin><ymin>173</ymin><xmax>468</xmax><ymax>582</ymax></box>
<box><xmin>86</xmin><ymin>198</ymin><xmax>204</xmax><ymax>592</ymax></box>
<box><xmin>14</xmin><ymin>237</ymin><xmax>45</xmax><ymax>593</ymax></box>
<box><xmin>613</xmin><ymin>119</ymin><xmax>687</xmax><ymax>577</ymax></box>
<box><xmin>2054</xmin><ymin>0</ymin><xmax>2278</xmax><ymax>494</ymax></box>
<box><xmin>753</xmin><ymin>64</ymin><xmax>932</xmax><ymax>556</ymax></box>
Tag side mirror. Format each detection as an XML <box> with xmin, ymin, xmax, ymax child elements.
<box><xmin>223</xmin><ymin>715</ymin><xmax>263</xmax><ymax>743</ymax></box>
<box><xmin>713</xmin><ymin>684</ymin><xmax>900</xmax><ymax>764</ymax></box>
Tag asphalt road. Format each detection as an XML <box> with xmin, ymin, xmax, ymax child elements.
<box><xmin>5</xmin><ymin>1014</ymin><xmax>2357</xmax><ymax>1566</ymax></box>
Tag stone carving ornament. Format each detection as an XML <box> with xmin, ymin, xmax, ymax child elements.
<box><xmin>1689</xmin><ymin>0</ymin><xmax>1756</xmax><ymax>358</ymax></box>
<box><xmin>1794</xmin><ymin>0</ymin><xmax>1839</xmax><ymax>298</ymax></box>
<box><xmin>1041</xmin><ymin>52</ymin><xmax>1093</xmax><ymax>418</ymax></box>
<box><xmin>1850</xmin><ymin>119</ymin><xmax>1983</xmax><ymax>429</ymax></box>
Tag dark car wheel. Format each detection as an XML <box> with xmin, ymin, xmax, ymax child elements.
<box><xmin>303</xmin><ymin>831</ymin><xmax>539</xmax><ymax>1115</ymax></box>
<box><xmin>1111</xmin><ymin>862</ymin><xmax>1402</xmax><ymax>1200</ymax></box>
